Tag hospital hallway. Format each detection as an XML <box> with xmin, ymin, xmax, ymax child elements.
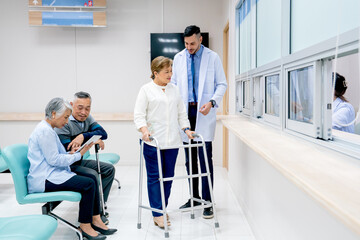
<box><xmin>0</xmin><ymin>165</ymin><xmax>256</xmax><ymax>240</ymax></box>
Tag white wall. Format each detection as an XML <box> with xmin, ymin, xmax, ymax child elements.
<box><xmin>0</xmin><ymin>0</ymin><xmax>229</xmax><ymax>165</ymax></box>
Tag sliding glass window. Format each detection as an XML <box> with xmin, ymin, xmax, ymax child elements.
<box><xmin>288</xmin><ymin>66</ymin><xmax>314</xmax><ymax>124</ymax></box>
<box><xmin>238</xmin><ymin>0</ymin><xmax>252</xmax><ymax>74</ymax></box>
<box><xmin>256</xmin><ymin>0</ymin><xmax>281</xmax><ymax>67</ymax></box>
<box><xmin>291</xmin><ymin>0</ymin><xmax>360</xmax><ymax>53</ymax></box>
<box><xmin>265</xmin><ymin>74</ymin><xmax>280</xmax><ymax>117</ymax></box>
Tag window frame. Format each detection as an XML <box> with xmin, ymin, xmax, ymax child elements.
<box><xmin>241</xmin><ymin>78</ymin><xmax>251</xmax><ymax>116</ymax></box>
<box><xmin>252</xmin><ymin>75</ymin><xmax>264</xmax><ymax>119</ymax></box>
<box><xmin>284</xmin><ymin>61</ymin><xmax>322</xmax><ymax>138</ymax></box>
<box><xmin>263</xmin><ymin>71</ymin><xmax>282</xmax><ymax>125</ymax></box>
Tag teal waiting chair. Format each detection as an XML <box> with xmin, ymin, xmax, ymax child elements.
<box><xmin>1</xmin><ymin>144</ymin><xmax>84</xmax><ymax>240</ymax></box>
<box><xmin>0</xmin><ymin>215</ymin><xmax>57</xmax><ymax>240</ymax></box>
<box><xmin>83</xmin><ymin>151</ymin><xmax>121</xmax><ymax>189</ymax></box>
<box><xmin>0</xmin><ymin>149</ymin><xmax>8</xmax><ymax>173</ymax></box>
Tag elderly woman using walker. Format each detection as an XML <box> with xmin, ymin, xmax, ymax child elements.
<box><xmin>27</xmin><ymin>97</ymin><xmax>117</xmax><ymax>240</ymax></box>
<box><xmin>134</xmin><ymin>56</ymin><xmax>195</xmax><ymax>228</ymax></box>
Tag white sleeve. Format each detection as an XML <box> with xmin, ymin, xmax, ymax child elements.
<box><xmin>177</xmin><ymin>87</ymin><xmax>190</xmax><ymax>129</ymax></box>
<box><xmin>212</xmin><ymin>54</ymin><xmax>228</xmax><ymax>106</ymax></box>
<box><xmin>171</xmin><ymin>55</ymin><xmax>178</xmax><ymax>86</ymax></box>
<box><xmin>134</xmin><ymin>86</ymin><xmax>148</xmax><ymax>130</ymax></box>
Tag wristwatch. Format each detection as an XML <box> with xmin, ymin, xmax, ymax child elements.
<box><xmin>209</xmin><ymin>99</ymin><xmax>216</xmax><ymax>108</ymax></box>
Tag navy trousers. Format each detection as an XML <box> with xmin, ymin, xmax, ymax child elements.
<box><xmin>143</xmin><ymin>142</ymin><xmax>178</xmax><ymax>217</ymax></box>
<box><xmin>45</xmin><ymin>175</ymin><xmax>100</xmax><ymax>223</ymax></box>
<box><xmin>185</xmin><ymin>104</ymin><xmax>214</xmax><ymax>201</ymax></box>
<box><xmin>71</xmin><ymin>159</ymin><xmax>115</xmax><ymax>204</ymax></box>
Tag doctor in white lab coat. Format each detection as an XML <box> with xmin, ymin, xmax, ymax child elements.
<box><xmin>171</xmin><ymin>25</ymin><xmax>227</xmax><ymax>219</ymax></box>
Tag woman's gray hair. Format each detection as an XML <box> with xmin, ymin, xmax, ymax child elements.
<box><xmin>45</xmin><ymin>97</ymin><xmax>72</xmax><ymax>120</ymax></box>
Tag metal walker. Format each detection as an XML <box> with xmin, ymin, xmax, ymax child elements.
<box><xmin>137</xmin><ymin>134</ymin><xmax>220</xmax><ymax>238</ymax></box>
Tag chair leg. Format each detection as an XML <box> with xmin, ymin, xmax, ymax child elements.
<box><xmin>42</xmin><ymin>202</ymin><xmax>83</xmax><ymax>240</ymax></box>
<box><xmin>114</xmin><ymin>177</ymin><xmax>121</xmax><ymax>189</ymax></box>
<box><xmin>48</xmin><ymin>212</ymin><xmax>83</xmax><ymax>240</ymax></box>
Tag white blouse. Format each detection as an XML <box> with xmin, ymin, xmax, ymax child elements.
<box><xmin>134</xmin><ymin>81</ymin><xmax>190</xmax><ymax>147</ymax></box>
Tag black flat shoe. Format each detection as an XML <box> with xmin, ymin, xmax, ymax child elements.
<box><xmin>179</xmin><ymin>199</ymin><xmax>202</xmax><ymax>209</ymax></box>
<box><xmin>91</xmin><ymin>224</ymin><xmax>117</xmax><ymax>235</ymax></box>
<box><xmin>203</xmin><ymin>207</ymin><xmax>214</xmax><ymax>219</ymax></box>
<box><xmin>81</xmin><ymin>230</ymin><xmax>107</xmax><ymax>240</ymax></box>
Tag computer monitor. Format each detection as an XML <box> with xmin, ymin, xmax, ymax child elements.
<box><xmin>150</xmin><ymin>32</ymin><xmax>209</xmax><ymax>62</ymax></box>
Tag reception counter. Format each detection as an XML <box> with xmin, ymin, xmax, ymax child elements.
<box><xmin>222</xmin><ymin>115</ymin><xmax>360</xmax><ymax>240</ymax></box>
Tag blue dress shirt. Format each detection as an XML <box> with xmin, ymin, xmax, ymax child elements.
<box><xmin>186</xmin><ymin>45</ymin><xmax>204</xmax><ymax>103</ymax></box>
<box><xmin>332</xmin><ymin>97</ymin><xmax>355</xmax><ymax>133</ymax></box>
<box><xmin>27</xmin><ymin>120</ymin><xmax>81</xmax><ymax>193</ymax></box>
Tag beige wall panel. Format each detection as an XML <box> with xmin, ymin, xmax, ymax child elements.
<box><xmin>93</xmin><ymin>12</ymin><xmax>106</xmax><ymax>26</ymax></box>
<box><xmin>94</xmin><ymin>0</ymin><xmax>106</xmax><ymax>7</ymax></box>
<box><xmin>29</xmin><ymin>11</ymin><xmax>42</xmax><ymax>25</ymax></box>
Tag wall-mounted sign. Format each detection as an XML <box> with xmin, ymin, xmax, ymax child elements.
<box><xmin>28</xmin><ymin>0</ymin><xmax>106</xmax><ymax>27</ymax></box>
<box><xmin>28</xmin><ymin>0</ymin><xmax>106</xmax><ymax>7</ymax></box>
<box><xmin>29</xmin><ymin>11</ymin><xmax>106</xmax><ymax>26</ymax></box>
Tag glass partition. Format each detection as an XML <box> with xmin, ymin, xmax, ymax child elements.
<box><xmin>265</xmin><ymin>74</ymin><xmax>280</xmax><ymax>117</ymax></box>
<box><xmin>288</xmin><ymin>66</ymin><xmax>314</xmax><ymax>124</ymax></box>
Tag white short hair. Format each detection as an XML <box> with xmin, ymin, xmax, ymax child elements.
<box><xmin>45</xmin><ymin>98</ymin><xmax>72</xmax><ymax>120</ymax></box>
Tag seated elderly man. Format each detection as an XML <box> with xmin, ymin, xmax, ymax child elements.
<box><xmin>28</xmin><ymin>97</ymin><xmax>117</xmax><ymax>239</ymax></box>
<box><xmin>55</xmin><ymin>91</ymin><xmax>115</xmax><ymax>224</ymax></box>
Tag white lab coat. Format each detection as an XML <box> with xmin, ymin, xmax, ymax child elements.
<box><xmin>171</xmin><ymin>47</ymin><xmax>227</xmax><ymax>142</ymax></box>
<box><xmin>332</xmin><ymin>97</ymin><xmax>355</xmax><ymax>133</ymax></box>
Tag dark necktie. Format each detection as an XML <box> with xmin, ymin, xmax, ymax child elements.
<box><xmin>191</xmin><ymin>54</ymin><xmax>197</xmax><ymax>103</ymax></box>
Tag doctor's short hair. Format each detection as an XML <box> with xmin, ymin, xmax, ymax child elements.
<box><xmin>150</xmin><ymin>56</ymin><xmax>173</xmax><ymax>80</ymax></box>
<box><xmin>45</xmin><ymin>97</ymin><xmax>72</xmax><ymax>120</ymax></box>
<box><xmin>184</xmin><ymin>25</ymin><xmax>201</xmax><ymax>38</ymax></box>
<box><xmin>74</xmin><ymin>91</ymin><xmax>92</xmax><ymax>102</ymax></box>
<box><xmin>333</xmin><ymin>72</ymin><xmax>348</xmax><ymax>102</ymax></box>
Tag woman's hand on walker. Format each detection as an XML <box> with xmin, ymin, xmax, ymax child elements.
<box><xmin>140</xmin><ymin>127</ymin><xmax>151</xmax><ymax>142</ymax></box>
<box><xmin>186</xmin><ymin>130</ymin><xmax>195</xmax><ymax>139</ymax></box>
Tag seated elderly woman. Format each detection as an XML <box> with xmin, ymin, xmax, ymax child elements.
<box><xmin>27</xmin><ymin>97</ymin><xmax>117</xmax><ymax>240</ymax></box>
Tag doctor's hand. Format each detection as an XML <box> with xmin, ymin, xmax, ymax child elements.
<box><xmin>199</xmin><ymin>102</ymin><xmax>212</xmax><ymax>116</ymax></box>
<box><xmin>68</xmin><ymin>134</ymin><xmax>84</xmax><ymax>151</ymax></box>
<box><xmin>140</xmin><ymin>126</ymin><xmax>151</xmax><ymax>142</ymax></box>
<box><xmin>185</xmin><ymin>130</ymin><xmax>195</xmax><ymax>139</ymax></box>
<box><xmin>95</xmin><ymin>139</ymin><xmax>105</xmax><ymax>150</ymax></box>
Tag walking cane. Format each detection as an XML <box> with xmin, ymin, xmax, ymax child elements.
<box><xmin>95</xmin><ymin>144</ymin><xmax>106</xmax><ymax>215</ymax></box>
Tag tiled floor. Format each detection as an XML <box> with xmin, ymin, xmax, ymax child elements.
<box><xmin>0</xmin><ymin>165</ymin><xmax>256</xmax><ymax>240</ymax></box>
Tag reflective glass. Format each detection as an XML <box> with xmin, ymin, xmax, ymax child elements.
<box><xmin>288</xmin><ymin>67</ymin><xmax>314</xmax><ymax>123</ymax></box>
<box><xmin>265</xmin><ymin>75</ymin><xmax>280</xmax><ymax>116</ymax></box>
<box><xmin>243</xmin><ymin>81</ymin><xmax>250</xmax><ymax>109</ymax></box>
